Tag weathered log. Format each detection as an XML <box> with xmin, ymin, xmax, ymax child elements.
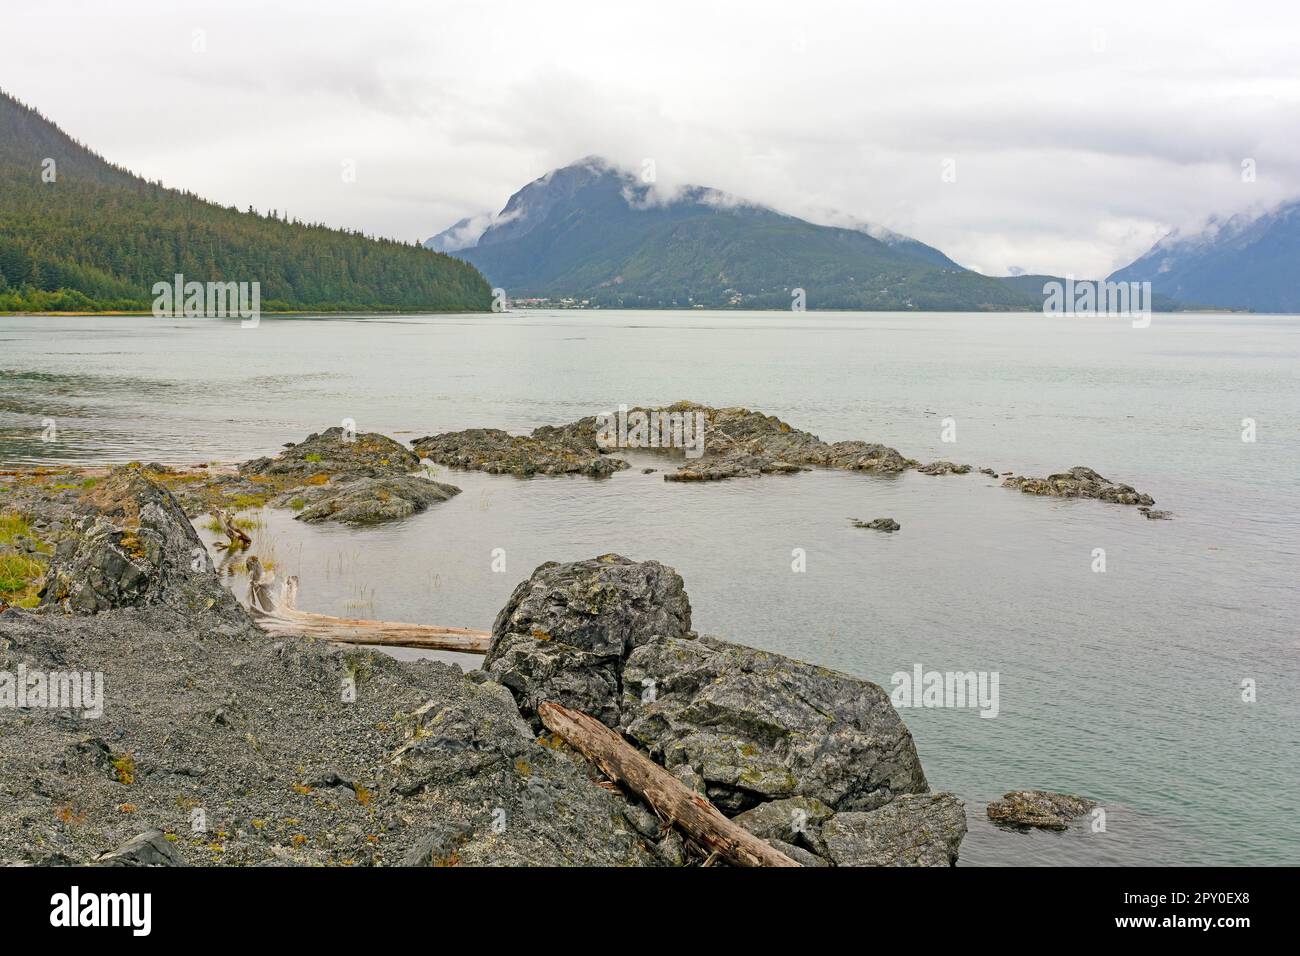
<box><xmin>537</xmin><ymin>700</ymin><xmax>801</xmax><ymax>867</ymax></box>
<box><xmin>245</xmin><ymin>555</ymin><xmax>278</xmax><ymax>611</ymax></box>
<box><xmin>248</xmin><ymin>574</ymin><xmax>490</xmax><ymax>653</ymax></box>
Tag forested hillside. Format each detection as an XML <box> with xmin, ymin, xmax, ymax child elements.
<box><xmin>0</xmin><ymin>90</ymin><xmax>491</xmax><ymax>313</ymax></box>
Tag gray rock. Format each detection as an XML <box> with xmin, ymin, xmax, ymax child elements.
<box><xmin>403</xmin><ymin>822</ymin><xmax>475</xmax><ymax>866</ymax></box>
<box><xmin>242</xmin><ymin>427</ymin><xmax>419</xmax><ymax>478</ymax></box>
<box><xmin>1003</xmin><ymin>466</ymin><xmax>1155</xmax><ymax>507</ymax></box>
<box><xmin>483</xmin><ymin>554</ymin><xmax>692</xmax><ymax>724</ymax></box>
<box><xmin>621</xmin><ymin>633</ymin><xmax>928</xmax><ymax>813</ymax></box>
<box><xmin>821</xmin><ymin>793</ymin><xmax>967</xmax><ymax>866</ymax></box>
<box><xmin>986</xmin><ymin>790</ymin><xmax>1097</xmax><ymax>830</ymax></box>
<box><xmin>769</xmin><ymin>838</ymin><xmax>829</xmax><ymax>867</ymax></box>
<box><xmin>94</xmin><ymin>830</ymin><xmax>184</xmax><ymax>867</ymax></box>
<box><xmin>1139</xmin><ymin>507</ymin><xmax>1174</xmax><ymax>520</ymax></box>
<box><xmin>917</xmin><ymin>460</ymin><xmax>972</xmax><ymax>476</ymax></box>
<box><xmin>411</xmin><ymin>428</ymin><xmax>627</xmax><ymax>478</ymax></box>
<box><xmin>38</xmin><ymin>467</ymin><xmax>242</xmax><ymax>618</ymax></box>
<box><xmin>851</xmin><ymin>517</ymin><xmax>900</xmax><ymax>532</ymax></box>
<box><xmin>622</xmin><ymin>801</ymin><xmax>663</xmax><ymax>839</ymax></box>
<box><xmin>0</xmin><ymin>605</ymin><xmax>655</xmax><ymax>867</ymax></box>
<box><xmin>275</xmin><ymin>474</ymin><xmax>460</xmax><ymax>525</ymax></box>
<box><xmin>671</xmin><ymin>763</ymin><xmax>708</xmax><ymax>796</ymax></box>
<box><xmin>733</xmin><ymin>796</ymin><xmax>834</xmax><ymax>850</ymax></box>
<box><xmin>654</xmin><ymin>829</ymin><xmax>688</xmax><ymax>867</ymax></box>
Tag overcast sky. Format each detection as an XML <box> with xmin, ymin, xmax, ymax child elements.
<box><xmin>7</xmin><ymin>0</ymin><xmax>1300</xmax><ymax>277</ymax></box>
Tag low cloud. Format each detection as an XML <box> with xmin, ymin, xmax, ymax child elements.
<box><xmin>5</xmin><ymin>0</ymin><xmax>1298</xmax><ymax>277</ymax></box>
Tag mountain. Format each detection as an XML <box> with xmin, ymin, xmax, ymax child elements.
<box><xmin>997</xmin><ymin>274</ymin><xmax>1189</xmax><ymax>312</ymax></box>
<box><xmin>427</xmin><ymin>157</ymin><xmax>1037</xmax><ymax>310</ymax></box>
<box><xmin>0</xmin><ymin>90</ymin><xmax>491</xmax><ymax>313</ymax></box>
<box><xmin>1108</xmin><ymin>200</ymin><xmax>1300</xmax><ymax>313</ymax></box>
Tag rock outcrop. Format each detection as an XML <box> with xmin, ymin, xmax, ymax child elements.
<box><xmin>156</xmin><ymin>427</ymin><xmax>456</xmax><ymax>527</ymax></box>
<box><xmin>820</xmin><ymin>794</ymin><xmax>967</xmax><ymax>866</ymax></box>
<box><xmin>242</xmin><ymin>427</ymin><xmax>420</xmax><ymax>478</ymax></box>
<box><xmin>484</xmin><ymin>554</ymin><xmax>964</xmax><ymax>864</ymax></box>
<box><xmin>629</xmin><ymin>404</ymin><xmax>915</xmax><ymax>482</ymax></box>
<box><xmin>986</xmin><ymin>790</ymin><xmax>1098</xmax><ymax>830</ymax></box>
<box><xmin>38</xmin><ymin>466</ymin><xmax>241</xmax><ymax>617</ymax></box>
<box><xmin>273</xmin><ymin>474</ymin><xmax>460</xmax><ymax>525</ymax></box>
<box><xmin>620</xmin><ymin>633</ymin><xmax>929</xmax><ymax>813</ymax></box>
<box><xmin>852</xmin><ymin>517</ymin><xmax>900</xmax><ymax>532</ymax></box>
<box><xmin>918</xmin><ymin>460</ymin><xmax>972</xmax><ymax>476</ymax></box>
<box><xmin>412</xmin><ymin>427</ymin><xmax>627</xmax><ymax>478</ymax></box>
<box><xmin>1003</xmin><ymin>466</ymin><xmax>1155</xmax><ymax>507</ymax></box>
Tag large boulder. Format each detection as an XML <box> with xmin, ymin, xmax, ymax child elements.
<box><xmin>38</xmin><ymin>467</ymin><xmax>241</xmax><ymax>617</ymax></box>
<box><xmin>487</xmin><ymin>556</ymin><xmax>930</xmax><ymax>817</ymax></box>
<box><xmin>620</xmin><ymin>633</ymin><xmax>929</xmax><ymax>813</ymax></box>
<box><xmin>483</xmin><ymin>555</ymin><xmax>692</xmax><ymax>724</ymax></box>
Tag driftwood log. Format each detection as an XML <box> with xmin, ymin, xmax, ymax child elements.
<box><xmin>537</xmin><ymin>700</ymin><xmax>801</xmax><ymax>867</ymax></box>
<box><xmin>247</xmin><ymin>571</ymin><xmax>490</xmax><ymax>653</ymax></box>
<box><xmin>213</xmin><ymin>509</ymin><xmax>251</xmax><ymax>550</ymax></box>
<box><xmin>245</xmin><ymin>555</ymin><xmax>277</xmax><ymax>611</ymax></box>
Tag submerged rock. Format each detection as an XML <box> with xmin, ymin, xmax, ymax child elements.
<box><xmin>852</xmin><ymin>517</ymin><xmax>900</xmax><ymax>532</ymax></box>
<box><xmin>1003</xmin><ymin>466</ymin><xmax>1155</xmax><ymax>506</ymax></box>
<box><xmin>1139</xmin><ymin>506</ymin><xmax>1174</xmax><ymax>520</ymax></box>
<box><xmin>986</xmin><ymin>790</ymin><xmax>1097</xmax><ymax>830</ymax></box>
<box><xmin>411</xmin><ymin>427</ymin><xmax>627</xmax><ymax>478</ymax></box>
<box><xmin>274</xmin><ymin>474</ymin><xmax>460</xmax><ymax>525</ymax></box>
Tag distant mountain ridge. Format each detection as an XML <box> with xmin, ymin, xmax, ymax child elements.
<box><xmin>1108</xmin><ymin>200</ymin><xmax>1300</xmax><ymax>313</ymax></box>
<box><xmin>428</xmin><ymin>157</ymin><xmax>1038</xmax><ymax>311</ymax></box>
<box><xmin>0</xmin><ymin>90</ymin><xmax>491</xmax><ymax>313</ymax></box>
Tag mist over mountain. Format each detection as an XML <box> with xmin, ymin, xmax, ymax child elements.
<box><xmin>1108</xmin><ymin>200</ymin><xmax>1300</xmax><ymax>313</ymax></box>
<box><xmin>427</xmin><ymin>157</ymin><xmax>1037</xmax><ymax>311</ymax></box>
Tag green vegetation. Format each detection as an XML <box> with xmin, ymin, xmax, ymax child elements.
<box><xmin>0</xmin><ymin>90</ymin><xmax>492</xmax><ymax>313</ymax></box>
<box><xmin>0</xmin><ymin>510</ymin><xmax>49</xmax><ymax>608</ymax></box>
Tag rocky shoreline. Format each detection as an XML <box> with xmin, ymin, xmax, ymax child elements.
<box><xmin>0</xmin><ymin>467</ymin><xmax>970</xmax><ymax>866</ymax></box>
<box><xmin>0</xmin><ymin>402</ymin><xmax>1148</xmax><ymax>866</ymax></box>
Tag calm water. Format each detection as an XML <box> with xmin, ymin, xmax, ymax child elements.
<box><xmin>2</xmin><ymin>311</ymin><xmax>1298</xmax><ymax>866</ymax></box>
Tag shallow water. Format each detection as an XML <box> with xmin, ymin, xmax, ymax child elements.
<box><xmin>3</xmin><ymin>311</ymin><xmax>1298</xmax><ymax>865</ymax></box>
